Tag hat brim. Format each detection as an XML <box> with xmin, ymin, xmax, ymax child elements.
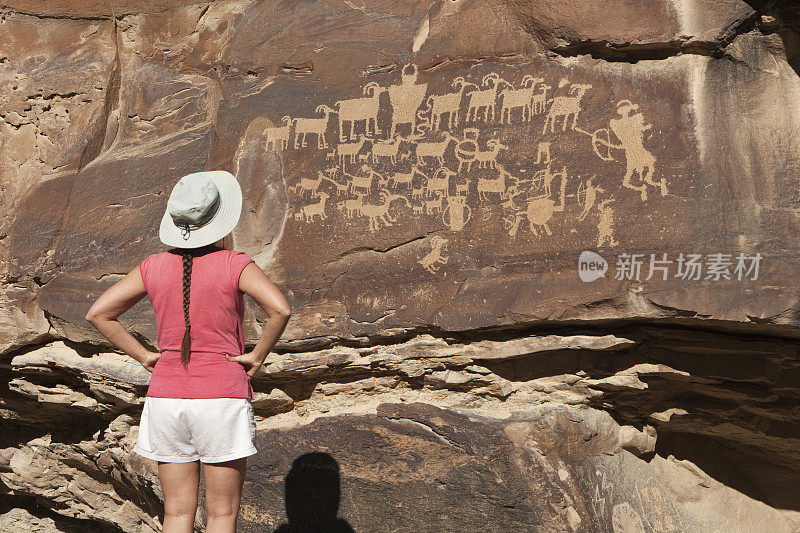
<box><xmin>159</xmin><ymin>170</ymin><xmax>243</xmax><ymax>249</ymax></box>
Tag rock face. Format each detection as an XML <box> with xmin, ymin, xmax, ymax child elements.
<box><xmin>2</xmin><ymin>0</ymin><xmax>800</xmax><ymax>531</ymax></box>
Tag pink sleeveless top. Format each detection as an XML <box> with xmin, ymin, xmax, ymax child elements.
<box><xmin>139</xmin><ymin>247</ymin><xmax>255</xmax><ymax>399</ymax></box>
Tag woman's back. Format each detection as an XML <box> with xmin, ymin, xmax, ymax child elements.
<box><xmin>140</xmin><ymin>246</ymin><xmax>255</xmax><ymax>399</ymax></box>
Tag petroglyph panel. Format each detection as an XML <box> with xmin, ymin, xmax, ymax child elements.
<box><xmin>250</xmin><ymin>57</ymin><xmax>697</xmax><ymax>333</ymax></box>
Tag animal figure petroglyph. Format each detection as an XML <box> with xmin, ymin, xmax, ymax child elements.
<box><xmin>266</xmin><ymin>116</ymin><xmax>292</xmax><ymax>151</ymax></box>
<box><xmin>291</xmin><ymin>170</ymin><xmax>328</xmax><ymax>198</ymax></box>
<box><xmin>342</xmin><ymin>170</ymin><xmax>373</xmax><ymax>195</ymax></box>
<box><xmin>298</xmin><ymin>192</ymin><xmax>330</xmax><ymax>222</ymax></box>
<box><xmin>418</xmin><ymin>235</ymin><xmax>449</xmax><ymax>273</ymax></box>
<box><xmin>388</xmin><ymin>164</ymin><xmax>425</xmax><ymax>189</ymax></box>
<box><xmin>543</xmin><ymin>81</ymin><xmax>593</xmax><ymax>133</ymax></box>
<box><xmin>292</xmin><ymin>105</ymin><xmax>335</xmax><ymax>149</ymax></box>
<box><xmin>336</xmin><ymin>134</ymin><xmax>368</xmax><ymax>166</ymax></box>
<box><xmin>415</xmin><ymin>131</ymin><xmax>458</xmax><ymax>166</ymax></box>
<box><xmin>335</xmin><ymin>81</ymin><xmax>387</xmax><ymax>141</ymax></box>
<box><xmin>358</xmin><ymin>189</ymin><xmax>406</xmax><ymax>231</ymax></box>
<box><xmin>426</xmin><ymin>167</ymin><xmax>455</xmax><ymax>198</ymax></box>
<box><xmin>474</xmin><ymin>139</ymin><xmax>508</xmax><ymax>169</ymax></box>
<box><xmin>465</xmin><ymin>72</ymin><xmax>511</xmax><ymax>123</ymax></box>
<box><xmin>498</xmin><ymin>75</ymin><xmax>542</xmax><ymax>123</ymax></box>
<box><xmin>455</xmin><ymin>176</ymin><xmax>471</xmax><ymax>196</ymax></box>
<box><xmin>370</xmin><ymin>134</ymin><xmax>405</xmax><ymax>165</ymax></box>
<box><xmin>360</xmin><ymin>163</ymin><xmax>385</xmax><ymax>186</ymax></box>
<box><xmin>387</xmin><ymin>63</ymin><xmax>429</xmax><ymax>138</ymax></box>
<box><xmin>417</xmin><ymin>77</ymin><xmax>476</xmax><ymax>133</ymax></box>
<box><xmin>423</xmin><ymin>192</ymin><xmax>445</xmax><ymax>214</ymax></box>
<box><xmin>477</xmin><ymin>166</ymin><xmax>513</xmax><ymax>201</ymax></box>
<box><xmin>336</xmin><ymin>193</ymin><xmax>366</xmax><ymax>218</ymax></box>
<box><xmin>530</xmin><ymin>83</ymin><xmax>550</xmax><ymax>115</ymax></box>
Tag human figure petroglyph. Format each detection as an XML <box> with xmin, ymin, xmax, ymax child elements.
<box><xmin>425</xmin><ymin>167</ymin><xmax>455</xmax><ymax>198</ymax></box>
<box><xmin>335</xmin><ymin>81</ymin><xmax>387</xmax><ymax>141</ymax></box>
<box><xmin>417</xmin><ymin>76</ymin><xmax>476</xmax><ymax>134</ymax></box>
<box><xmin>597</xmin><ymin>198</ymin><xmax>619</xmax><ymax>247</ymax></box>
<box><xmin>498</xmin><ymin>75</ymin><xmax>542</xmax><ymax>124</ymax></box>
<box><xmin>266</xmin><ymin>116</ymin><xmax>292</xmax><ymax>151</ymax></box>
<box><xmin>577</xmin><ymin>175</ymin><xmax>604</xmax><ymax>221</ymax></box>
<box><xmin>609</xmin><ymin>100</ymin><xmax>666</xmax><ymax>201</ymax></box>
<box><xmin>298</xmin><ymin>192</ymin><xmax>330</xmax><ymax>223</ymax></box>
<box><xmin>465</xmin><ymin>72</ymin><xmax>512</xmax><ymax>123</ymax></box>
<box><xmin>530</xmin><ymin>163</ymin><xmax>567</xmax><ymax>199</ymax></box>
<box><xmin>370</xmin><ymin>133</ymin><xmax>406</xmax><ymax>165</ymax></box>
<box><xmin>543</xmin><ymin>80</ymin><xmax>593</xmax><ymax>133</ymax></box>
<box><xmin>534</xmin><ymin>141</ymin><xmax>551</xmax><ymax>165</ymax></box>
<box><xmin>418</xmin><ymin>235</ymin><xmax>449</xmax><ymax>273</ymax></box>
<box><xmin>336</xmin><ymin>134</ymin><xmax>368</xmax><ymax>166</ymax></box>
<box><xmin>292</xmin><ymin>104</ymin><xmax>335</xmax><ymax>149</ymax></box>
<box><xmin>415</xmin><ymin>131</ymin><xmax>458</xmax><ymax>166</ymax></box>
<box><xmin>500</xmin><ymin>183</ymin><xmax>523</xmax><ymax>211</ymax></box>
<box><xmin>387</xmin><ymin>63</ymin><xmax>429</xmax><ymax>138</ymax></box>
<box><xmin>635</xmin><ymin>482</ymin><xmax>682</xmax><ymax>532</ymax></box>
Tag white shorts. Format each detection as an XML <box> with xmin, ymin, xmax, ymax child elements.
<box><xmin>133</xmin><ymin>397</ymin><xmax>257</xmax><ymax>463</ymax></box>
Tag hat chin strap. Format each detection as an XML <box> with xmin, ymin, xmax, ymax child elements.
<box><xmin>174</xmin><ymin>195</ymin><xmax>221</xmax><ymax>240</ymax></box>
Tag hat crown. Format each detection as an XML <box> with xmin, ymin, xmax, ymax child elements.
<box><xmin>167</xmin><ymin>174</ymin><xmax>220</xmax><ymax>226</ymax></box>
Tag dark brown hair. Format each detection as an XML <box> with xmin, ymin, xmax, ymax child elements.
<box><xmin>176</xmin><ymin>238</ymin><xmax>229</xmax><ymax>369</ymax></box>
<box><xmin>180</xmin><ymin>250</ymin><xmax>193</xmax><ymax>369</ymax></box>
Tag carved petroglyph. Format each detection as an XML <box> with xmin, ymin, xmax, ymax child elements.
<box><xmin>416</xmin><ymin>131</ymin><xmax>458</xmax><ymax>166</ymax></box>
<box><xmin>634</xmin><ymin>481</ymin><xmax>682</xmax><ymax>532</ymax></box>
<box><xmin>543</xmin><ymin>80</ymin><xmax>593</xmax><ymax>133</ymax></box>
<box><xmin>576</xmin><ymin>175</ymin><xmax>604</xmax><ymax>222</ymax></box>
<box><xmin>418</xmin><ymin>235</ymin><xmax>449</xmax><ymax>273</ymax></box>
<box><xmin>387</xmin><ymin>64</ymin><xmax>429</xmax><ymax>138</ymax></box>
<box><xmin>293</xmin><ymin>105</ymin><xmax>335</xmax><ymax>149</ymax></box>
<box><xmin>612</xmin><ymin>502</ymin><xmax>646</xmax><ymax>533</ymax></box>
<box><xmin>267</xmin><ymin>62</ymin><xmax>667</xmax><ymax>264</ymax></box>
<box><xmin>499</xmin><ymin>75</ymin><xmax>542</xmax><ymax>124</ymax></box>
<box><xmin>417</xmin><ymin>76</ymin><xmax>475</xmax><ymax>134</ymax></box>
<box><xmin>335</xmin><ymin>82</ymin><xmax>386</xmax><ymax>141</ymax></box>
<box><xmin>465</xmin><ymin>72</ymin><xmax>512</xmax><ymax>123</ymax></box>
<box><xmin>370</xmin><ymin>134</ymin><xmax>406</xmax><ymax>165</ymax></box>
<box><xmin>266</xmin><ymin>116</ymin><xmax>292</xmax><ymax>151</ymax></box>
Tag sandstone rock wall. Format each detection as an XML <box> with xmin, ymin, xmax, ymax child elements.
<box><xmin>1</xmin><ymin>0</ymin><xmax>800</xmax><ymax>531</ymax></box>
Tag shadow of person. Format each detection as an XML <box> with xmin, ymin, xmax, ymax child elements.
<box><xmin>273</xmin><ymin>452</ymin><xmax>356</xmax><ymax>533</ymax></box>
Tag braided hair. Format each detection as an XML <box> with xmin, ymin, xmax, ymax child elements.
<box><xmin>180</xmin><ymin>250</ymin><xmax>193</xmax><ymax>369</ymax></box>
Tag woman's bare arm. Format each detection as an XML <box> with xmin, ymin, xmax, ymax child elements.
<box><xmin>85</xmin><ymin>265</ymin><xmax>154</xmax><ymax>366</ymax></box>
<box><xmin>236</xmin><ymin>262</ymin><xmax>291</xmax><ymax>368</ymax></box>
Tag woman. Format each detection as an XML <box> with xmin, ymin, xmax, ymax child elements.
<box><xmin>85</xmin><ymin>170</ymin><xmax>291</xmax><ymax>533</ymax></box>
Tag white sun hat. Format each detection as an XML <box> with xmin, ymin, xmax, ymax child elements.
<box><xmin>159</xmin><ymin>170</ymin><xmax>243</xmax><ymax>249</ymax></box>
